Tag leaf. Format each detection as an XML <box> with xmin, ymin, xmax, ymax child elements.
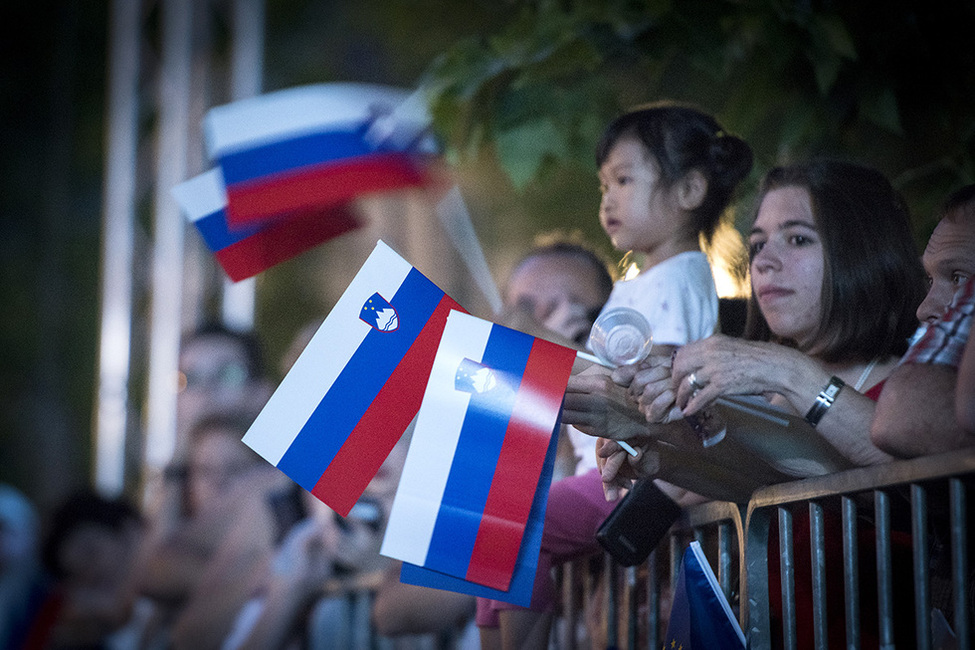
<box><xmin>860</xmin><ymin>87</ymin><xmax>903</xmax><ymax>135</ymax></box>
<box><xmin>494</xmin><ymin>118</ymin><xmax>567</xmax><ymax>190</ymax></box>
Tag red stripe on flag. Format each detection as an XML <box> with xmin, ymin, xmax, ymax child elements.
<box><xmin>215</xmin><ymin>204</ymin><xmax>360</xmax><ymax>281</ymax></box>
<box><xmin>226</xmin><ymin>153</ymin><xmax>427</xmax><ymax>226</ymax></box>
<box><xmin>311</xmin><ymin>296</ymin><xmax>466</xmax><ymax>517</ymax></box>
<box><xmin>465</xmin><ymin>338</ymin><xmax>577</xmax><ymax>590</ymax></box>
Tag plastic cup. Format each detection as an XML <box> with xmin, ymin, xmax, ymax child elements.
<box><xmin>588</xmin><ymin>307</ymin><xmax>654</xmax><ymax>367</ymax></box>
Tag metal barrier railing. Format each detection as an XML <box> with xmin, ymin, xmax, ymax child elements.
<box><xmin>744</xmin><ymin>448</ymin><xmax>975</xmax><ymax>650</ymax></box>
<box><xmin>549</xmin><ymin>448</ymin><xmax>975</xmax><ymax>650</ymax></box>
<box><xmin>332</xmin><ymin>449</ymin><xmax>975</xmax><ymax>648</ymax></box>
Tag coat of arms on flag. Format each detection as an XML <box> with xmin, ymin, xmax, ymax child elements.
<box><xmin>360</xmin><ymin>293</ymin><xmax>399</xmax><ymax>332</ymax></box>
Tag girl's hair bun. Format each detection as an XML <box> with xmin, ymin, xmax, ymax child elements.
<box><xmin>709</xmin><ymin>133</ymin><xmax>753</xmax><ymax>186</ymax></box>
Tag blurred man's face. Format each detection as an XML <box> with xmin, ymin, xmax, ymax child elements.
<box><xmin>176</xmin><ymin>335</ymin><xmax>268</xmax><ymax>439</ymax></box>
<box><xmin>506</xmin><ymin>254</ymin><xmax>607</xmax><ymax>345</ymax></box>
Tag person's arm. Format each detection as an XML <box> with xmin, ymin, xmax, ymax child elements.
<box><xmin>871</xmin><ymin>363</ymin><xmax>974</xmax><ymax>457</ymax></box>
<box><xmin>596</xmin><ymin>433</ymin><xmax>790</xmax><ymax>504</ymax></box>
<box><xmin>874</xmin><ymin>278</ymin><xmax>975</xmax><ymax>456</ymax></box>
<box><xmin>671</xmin><ymin>335</ymin><xmax>894</xmax><ymax>466</ymax></box>
<box><xmin>958</xmin><ymin>330</ymin><xmax>975</xmax><ymax>433</ymax></box>
<box><xmin>371</xmin><ymin>561</ymin><xmax>476</xmax><ymax>636</ymax></box>
<box><xmin>234</xmin><ymin>518</ymin><xmax>337</xmax><ymax>650</ymax></box>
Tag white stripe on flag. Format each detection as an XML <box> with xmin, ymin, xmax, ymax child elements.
<box><xmin>242</xmin><ymin>241</ymin><xmax>411</xmax><ymax>465</ymax></box>
<box><xmin>171</xmin><ymin>169</ymin><xmax>227</xmax><ymax>222</ymax></box>
<box><xmin>380</xmin><ymin>311</ymin><xmax>493</xmax><ymax>566</ymax></box>
<box><xmin>203</xmin><ymin>83</ymin><xmax>417</xmax><ymax>158</ymax></box>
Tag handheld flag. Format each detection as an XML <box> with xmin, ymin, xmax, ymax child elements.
<box><xmin>665</xmin><ymin>540</ymin><xmax>746</xmax><ymax>649</ymax></box>
<box><xmin>204</xmin><ymin>83</ymin><xmax>434</xmax><ymax>226</ymax></box>
<box><xmin>380</xmin><ymin>310</ymin><xmax>578</xmax><ymax>591</ymax></box>
<box><xmin>242</xmin><ymin>240</ymin><xmax>464</xmax><ymax>516</ymax></box>
<box><xmin>172</xmin><ymin>169</ymin><xmax>360</xmax><ymax>282</ymax></box>
<box><xmin>398</xmin><ymin>419</ymin><xmax>559</xmax><ymax>607</ymax></box>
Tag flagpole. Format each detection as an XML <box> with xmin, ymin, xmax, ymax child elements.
<box><xmin>220</xmin><ymin>0</ymin><xmax>264</xmax><ymax>330</ymax></box>
<box><xmin>93</xmin><ymin>0</ymin><xmax>141</xmax><ymax>496</ymax></box>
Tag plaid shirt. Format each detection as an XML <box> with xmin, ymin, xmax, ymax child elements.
<box><xmin>900</xmin><ymin>275</ymin><xmax>975</xmax><ymax>367</ymax></box>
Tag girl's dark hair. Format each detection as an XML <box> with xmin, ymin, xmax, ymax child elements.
<box><xmin>744</xmin><ymin>160</ymin><xmax>926</xmax><ymax>362</ymax></box>
<box><xmin>595</xmin><ymin>101</ymin><xmax>753</xmax><ymax>243</ymax></box>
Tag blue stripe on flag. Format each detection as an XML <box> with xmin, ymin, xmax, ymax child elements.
<box><xmin>276</xmin><ymin>268</ymin><xmax>444</xmax><ymax>489</ymax></box>
<box><xmin>422</xmin><ymin>325</ymin><xmax>533</xmax><ymax>578</ymax></box>
<box><xmin>195</xmin><ymin>208</ymin><xmax>262</xmax><ymax>251</ymax></box>
<box><xmin>219</xmin><ymin>129</ymin><xmax>372</xmax><ymax>185</ymax></box>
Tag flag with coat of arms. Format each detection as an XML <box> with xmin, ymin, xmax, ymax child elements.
<box><xmin>241</xmin><ymin>240</ymin><xmax>464</xmax><ymax>516</ymax></box>
<box><xmin>204</xmin><ymin>82</ymin><xmax>435</xmax><ymax>226</ymax></box>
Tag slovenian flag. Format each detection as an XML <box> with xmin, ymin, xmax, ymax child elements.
<box><xmin>172</xmin><ymin>168</ymin><xmax>360</xmax><ymax>282</ymax></box>
<box><xmin>242</xmin><ymin>240</ymin><xmax>464</xmax><ymax>516</ymax></box>
<box><xmin>398</xmin><ymin>420</ymin><xmax>558</xmax><ymax>607</ymax></box>
<box><xmin>380</xmin><ymin>310</ymin><xmax>578</xmax><ymax>591</ymax></box>
<box><xmin>204</xmin><ymin>83</ymin><xmax>434</xmax><ymax>226</ymax></box>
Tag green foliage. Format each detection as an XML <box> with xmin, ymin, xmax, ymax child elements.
<box><xmin>421</xmin><ymin>0</ymin><xmax>975</xmax><ymax>238</ymax></box>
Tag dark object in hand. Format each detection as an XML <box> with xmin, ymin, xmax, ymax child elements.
<box><xmin>596</xmin><ymin>478</ymin><xmax>682</xmax><ymax>566</ymax></box>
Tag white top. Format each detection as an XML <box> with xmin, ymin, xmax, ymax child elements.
<box><xmin>597</xmin><ymin>251</ymin><xmax>718</xmax><ymax>346</ymax></box>
<box><xmin>571</xmin><ymin>251</ymin><xmax>719</xmax><ymax>475</ymax></box>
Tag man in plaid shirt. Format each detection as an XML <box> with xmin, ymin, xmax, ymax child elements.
<box><xmin>871</xmin><ymin>185</ymin><xmax>975</xmax><ymax>456</ymax></box>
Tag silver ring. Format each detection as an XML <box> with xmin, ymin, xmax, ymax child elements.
<box><xmin>687</xmin><ymin>372</ymin><xmax>704</xmax><ymax>392</ymax></box>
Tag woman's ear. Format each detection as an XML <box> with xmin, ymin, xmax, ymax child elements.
<box><xmin>676</xmin><ymin>170</ymin><xmax>708</xmax><ymax>211</ymax></box>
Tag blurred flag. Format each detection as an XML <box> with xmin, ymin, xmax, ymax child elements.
<box><xmin>242</xmin><ymin>240</ymin><xmax>464</xmax><ymax>516</ymax></box>
<box><xmin>665</xmin><ymin>541</ymin><xmax>746</xmax><ymax>649</ymax></box>
<box><xmin>172</xmin><ymin>168</ymin><xmax>360</xmax><ymax>282</ymax></box>
<box><xmin>204</xmin><ymin>83</ymin><xmax>434</xmax><ymax>226</ymax></box>
<box><xmin>398</xmin><ymin>420</ymin><xmax>558</xmax><ymax>607</ymax></box>
<box><xmin>381</xmin><ymin>311</ymin><xmax>577</xmax><ymax>591</ymax></box>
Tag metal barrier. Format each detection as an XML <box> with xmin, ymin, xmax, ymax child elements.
<box><xmin>744</xmin><ymin>448</ymin><xmax>975</xmax><ymax>650</ymax></box>
<box><xmin>328</xmin><ymin>450</ymin><xmax>975</xmax><ymax>648</ymax></box>
<box><xmin>549</xmin><ymin>448</ymin><xmax>975</xmax><ymax>650</ymax></box>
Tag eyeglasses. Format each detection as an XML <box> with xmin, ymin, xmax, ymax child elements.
<box><xmin>177</xmin><ymin>362</ymin><xmax>250</xmax><ymax>392</ymax></box>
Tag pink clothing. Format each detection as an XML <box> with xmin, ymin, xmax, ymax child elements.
<box><xmin>475</xmin><ymin>468</ymin><xmax>619</xmax><ymax>626</ymax></box>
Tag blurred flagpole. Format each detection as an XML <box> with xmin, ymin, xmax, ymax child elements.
<box><xmin>93</xmin><ymin>0</ymin><xmax>141</xmax><ymax>496</ymax></box>
<box><xmin>143</xmin><ymin>0</ymin><xmax>193</xmax><ymax>473</ymax></box>
<box><xmin>435</xmin><ymin>185</ymin><xmax>503</xmax><ymax>316</ymax></box>
<box><xmin>220</xmin><ymin>0</ymin><xmax>264</xmax><ymax>331</ymax></box>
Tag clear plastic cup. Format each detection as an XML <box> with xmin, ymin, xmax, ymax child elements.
<box><xmin>588</xmin><ymin>307</ymin><xmax>654</xmax><ymax>367</ymax></box>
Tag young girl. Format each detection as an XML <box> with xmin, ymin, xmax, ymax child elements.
<box><xmin>593</xmin><ymin>102</ymin><xmax>752</xmax><ymax>355</ymax></box>
<box><xmin>478</xmin><ymin>102</ymin><xmax>753</xmax><ymax>649</ymax></box>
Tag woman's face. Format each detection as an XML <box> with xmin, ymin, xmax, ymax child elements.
<box><xmin>748</xmin><ymin>186</ymin><xmax>826</xmax><ymax>350</ymax></box>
